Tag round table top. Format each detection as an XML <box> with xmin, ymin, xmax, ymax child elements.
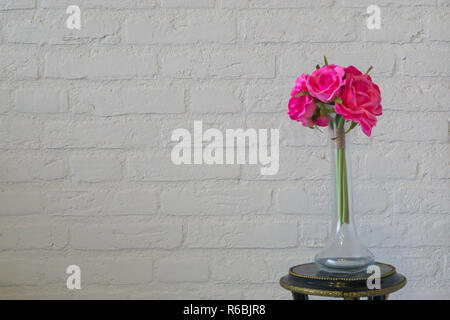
<box><xmin>280</xmin><ymin>262</ymin><xmax>407</xmax><ymax>298</ymax></box>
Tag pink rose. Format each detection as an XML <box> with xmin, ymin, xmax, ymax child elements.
<box><xmin>344</xmin><ymin>65</ymin><xmax>363</xmax><ymax>76</ymax></box>
<box><xmin>306</xmin><ymin>64</ymin><xmax>345</xmax><ymax>103</ymax></box>
<box><xmin>335</xmin><ymin>66</ymin><xmax>383</xmax><ymax>137</ymax></box>
<box><xmin>291</xmin><ymin>74</ymin><xmax>308</xmax><ymax>97</ymax></box>
<box><xmin>315</xmin><ymin>115</ymin><xmax>329</xmax><ymax>127</ymax></box>
<box><xmin>288</xmin><ymin>95</ymin><xmax>317</xmax><ymax>127</ymax></box>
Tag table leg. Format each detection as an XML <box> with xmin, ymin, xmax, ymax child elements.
<box><xmin>368</xmin><ymin>295</ymin><xmax>386</xmax><ymax>300</ymax></box>
<box><xmin>292</xmin><ymin>292</ymin><xmax>309</xmax><ymax>300</ymax></box>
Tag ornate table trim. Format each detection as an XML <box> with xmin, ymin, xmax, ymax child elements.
<box><xmin>280</xmin><ymin>277</ymin><xmax>407</xmax><ymax>298</ymax></box>
<box><xmin>280</xmin><ymin>261</ymin><xmax>407</xmax><ymax>299</ymax></box>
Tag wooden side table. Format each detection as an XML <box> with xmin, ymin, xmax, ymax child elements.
<box><xmin>280</xmin><ymin>262</ymin><xmax>407</xmax><ymax>300</ymax></box>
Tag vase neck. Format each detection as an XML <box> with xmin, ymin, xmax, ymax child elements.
<box><xmin>328</xmin><ymin>118</ymin><xmax>354</xmax><ymax>228</ymax></box>
<box><xmin>328</xmin><ymin>117</ymin><xmax>352</xmax><ymax>150</ymax></box>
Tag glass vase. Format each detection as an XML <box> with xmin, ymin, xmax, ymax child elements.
<box><xmin>314</xmin><ymin>115</ymin><xmax>375</xmax><ymax>274</ymax></box>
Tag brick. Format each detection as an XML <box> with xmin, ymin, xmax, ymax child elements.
<box><xmin>276</xmin><ymin>184</ymin><xmax>329</xmax><ymax>214</ymax></box>
<box><xmin>69</xmin><ymin>155</ymin><xmax>122</xmax><ymax>182</ymax></box>
<box><xmin>161</xmin><ymin>0</ymin><xmax>215</xmax><ymax>8</ymax></box>
<box><xmin>399</xmin><ymin>45</ymin><xmax>450</xmax><ymax>76</ymax></box>
<box><xmin>280</xmin><ymin>118</ymin><xmax>328</xmax><ymax>146</ymax></box>
<box><xmin>326</xmin><ymin>45</ymin><xmax>396</xmax><ymax>75</ymax></box>
<box><xmin>41</xmin><ymin>256</ymin><xmax>153</xmax><ymax>285</ymax></box>
<box><xmin>0</xmin><ymin>155</ymin><xmax>67</xmax><ymax>182</ymax></box>
<box><xmin>0</xmin><ymin>89</ymin><xmax>12</xmax><ymax>113</ymax></box>
<box><xmin>0</xmin><ymin>52</ymin><xmax>38</xmax><ymax>79</ymax></box>
<box><xmin>426</xmin><ymin>9</ymin><xmax>450</xmax><ymax>41</ymax></box>
<box><xmin>299</xmin><ymin>218</ymin><xmax>329</xmax><ymax>247</ymax></box>
<box><xmin>276</xmin><ymin>188</ymin><xmax>308</xmax><ymax>214</ymax></box>
<box><xmin>358</xmin><ymin>215</ymin><xmax>450</xmax><ymax>247</ymax></box>
<box><xmin>0</xmin><ymin>226</ymin><xmax>49</xmax><ymax>249</ymax></box>
<box><xmin>397</xmin><ymin>256</ymin><xmax>439</xmax><ymax>280</ymax></box>
<box><xmin>372</xmin><ymin>112</ymin><xmax>448</xmax><ymax>142</ymax></box>
<box><xmin>103</xmin><ymin>189</ymin><xmax>158</xmax><ymax>215</ymax></box>
<box><xmin>40</xmin><ymin>0</ymin><xmax>156</xmax><ymax>8</ymax></box>
<box><xmin>161</xmin><ymin>48</ymin><xmax>275</xmax><ymax>79</ymax></box>
<box><xmin>44</xmin><ymin>49</ymin><xmax>157</xmax><ymax>80</ymax></box>
<box><xmin>4</xmin><ymin>11</ymin><xmax>120</xmax><ymax>45</ymax></box>
<box><xmin>43</xmin><ymin>120</ymin><xmax>159</xmax><ymax>149</ymax></box>
<box><xmin>213</xmin><ymin>257</ymin><xmax>270</xmax><ymax>282</ymax></box>
<box><xmin>421</xmin><ymin>144</ymin><xmax>449</xmax><ymax>179</ymax></box>
<box><xmin>128</xmin><ymin>153</ymin><xmax>240</xmax><ymax>181</ymax></box>
<box><xmin>341</xmin><ymin>0</ymin><xmax>436</xmax><ymax>6</ymax></box>
<box><xmin>244</xmin><ymin>9</ymin><xmax>357</xmax><ymax>43</ymax></box>
<box><xmin>190</xmin><ymin>86</ymin><xmax>242</xmax><ymax>113</ymax></box>
<box><xmin>242</xmin><ymin>148</ymin><xmax>328</xmax><ymax>181</ymax></box>
<box><xmin>43</xmin><ymin>190</ymin><xmax>108</xmax><ymax>215</ymax></box>
<box><xmin>362</xmin><ymin>9</ymin><xmax>423</xmax><ymax>43</ymax></box>
<box><xmin>393</xmin><ymin>181</ymin><xmax>449</xmax><ymax>214</ymax></box>
<box><xmin>0</xmin><ymin>224</ymin><xmax>67</xmax><ymax>250</ymax></box>
<box><xmin>445</xmin><ymin>255</ymin><xmax>450</xmax><ymax>280</ymax></box>
<box><xmin>354</xmin><ymin>186</ymin><xmax>389</xmax><ymax>214</ymax></box>
<box><xmin>155</xmin><ymin>257</ymin><xmax>209</xmax><ymax>282</ymax></box>
<box><xmin>220</xmin><ymin>0</ymin><xmax>334</xmax><ymax>8</ymax></box>
<box><xmin>185</xmin><ymin>221</ymin><xmax>298</xmax><ymax>248</ymax></box>
<box><xmin>245</xmin><ymin>113</ymin><xmax>312</xmax><ymax>148</ymax></box>
<box><xmin>0</xmin><ymin>0</ymin><xmax>35</xmax><ymax>10</ymax></box>
<box><xmin>70</xmin><ymin>287</ymin><xmax>139</xmax><ymax>299</ymax></box>
<box><xmin>14</xmin><ymin>88</ymin><xmax>68</xmax><ymax>113</ymax></box>
<box><xmin>42</xmin><ymin>188</ymin><xmax>157</xmax><ymax>215</ymax></box>
<box><xmin>70</xmin><ymin>223</ymin><xmax>182</xmax><ymax>249</ymax></box>
<box><xmin>71</xmin><ymin>86</ymin><xmax>185</xmax><ymax>116</ymax></box>
<box><xmin>126</xmin><ymin>11</ymin><xmax>236</xmax><ymax>44</ymax></box>
<box><xmin>0</xmin><ymin>191</ymin><xmax>41</xmax><ymax>215</ymax></box>
<box><xmin>0</xmin><ymin>259</ymin><xmax>42</xmax><ymax>285</ymax></box>
<box><xmin>379</xmin><ymin>77</ymin><xmax>449</xmax><ymax>111</ymax></box>
<box><xmin>0</xmin><ymin>120</ymin><xmax>41</xmax><ymax>149</ymax></box>
<box><xmin>161</xmin><ymin>186</ymin><xmax>271</xmax><ymax>215</ymax></box>
<box><xmin>81</xmin><ymin>258</ymin><xmax>153</xmax><ymax>284</ymax></box>
<box><xmin>212</xmin><ymin>253</ymin><xmax>301</xmax><ymax>283</ymax></box>
<box><xmin>246</xmin><ymin>85</ymin><xmax>289</xmax><ymax>113</ymax></box>
<box><xmin>363</xmin><ymin>146</ymin><xmax>417</xmax><ymax>179</ymax></box>
<box><xmin>219</xmin><ymin>0</ymin><xmax>249</xmax><ymax>8</ymax></box>
<box><xmin>279</xmin><ymin>44</ymin><xmax>395</xmax><ymax>77</ymax></box>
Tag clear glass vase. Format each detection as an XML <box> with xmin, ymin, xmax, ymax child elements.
<box><xmin>314</xmin><ymin>115</ymin><xmax>375</xmax><ymax>274</ymax></box>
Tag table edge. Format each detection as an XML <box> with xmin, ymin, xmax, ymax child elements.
<box><xmin>289</xmin><ymin>262</ymin><xmax>396</xmax><ymax>281</ymax></box>
<box><xmin>280</xmin><ymin>276</ymin><xmax>407</xmax><ymax>298</ymax></box>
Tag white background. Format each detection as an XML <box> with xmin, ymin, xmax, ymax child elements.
<box><xmin>0</xmin><ymin>0</ymin><xmax>448</xmax><ymax>299</ymax></box>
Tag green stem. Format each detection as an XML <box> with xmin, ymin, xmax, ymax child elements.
<box><xmin>341</xmin><ymin>150</ymin><xmax>349</xmax><ymax>224</ymax></box>
<box><xmin>335</xmin><ymin>148</ymin><xmax>342</xmax><ymax>224</ymax></box>
<box><xmin>335</xmin><ymin>117</ymin><xmax>349</xmax><ymax>225</ymax></box>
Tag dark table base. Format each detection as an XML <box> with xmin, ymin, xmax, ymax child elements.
<box><xmin>281</xmin><ymin>262</ymin><xmax>406</xmax><ymax>300</ymax></box>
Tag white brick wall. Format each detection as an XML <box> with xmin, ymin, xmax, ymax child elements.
<box><xmin>0</xmin><ymin>1</ymin><xmax>448</xmax><ymax>300</ymax></box>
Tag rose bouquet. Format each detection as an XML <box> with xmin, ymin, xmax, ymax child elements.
<box><xmin>288</xmin><ymin>57</ymin><xmax>382</xmax><ymax>273</ymax></box>
<box><xmin>288</xmin><ymin>57</ymin><xmax>382</xmax><ymax>136</ymax></box>
<box><xmin>288</xmin><ymin>57</ymin><xmax>382</xmax><ymax>225</ymax></box>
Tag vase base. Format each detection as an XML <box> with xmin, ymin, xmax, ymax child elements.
<box><xmin>315</xmin><ymin>256</ymin><xmax>375</xmax><ymax>274</ymax></box>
